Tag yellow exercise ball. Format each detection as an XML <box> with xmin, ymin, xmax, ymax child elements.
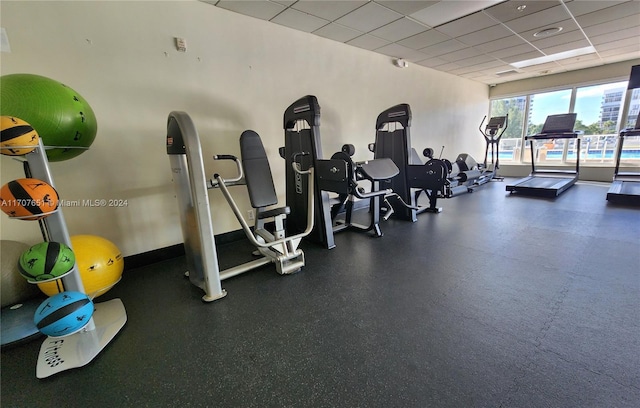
<box><xmin>37</xmin><ymin>235</ymin><xmax>124</xmax><ymax>299</ymax></box>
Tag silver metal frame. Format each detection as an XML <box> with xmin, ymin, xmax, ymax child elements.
<box><xmin>167</xmin><ymin>111</ymin><xmax>314</xmax><ymax>302</ymax></box>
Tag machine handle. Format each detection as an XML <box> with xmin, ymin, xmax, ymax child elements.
<box><xmin>292</xmin><ymin>152</ymin><xmax>312</xmax><ymax>174</ymax></box>
<box><xmin>214</xmin><ymin>154</ymin><xmax>237</xmax><ymax>161</ymax></box>
<box><xmin>210</xmin><ymin>154</ymin><xmax>243</xmax><ymax>187</ymax></box>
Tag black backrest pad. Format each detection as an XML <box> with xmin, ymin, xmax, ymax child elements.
<box><xmin>240</xmin><ymin>130</ymin><xmax>278</xmax><ymax>209</ymax></box>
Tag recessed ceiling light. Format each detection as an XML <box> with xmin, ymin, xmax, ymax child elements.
<box><xmin>510</xmin><ymin>46</ymin><xmax>596</xmax><ymax>68</ymax></box>
<box><xmin>533</xmin><ymin>27</ymin><xmax>563</xmax><ymax>38</ymax></box>
<box><xmin>516</xmin><ymin>5</ymin><xmax>527</xmax><ymax>12</ymax></box>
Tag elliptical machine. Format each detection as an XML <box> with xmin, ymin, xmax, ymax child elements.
<box><xmin>474</xmin><ymin>114</ymin><xmax>508</xmax><ymax>186</ymax></box>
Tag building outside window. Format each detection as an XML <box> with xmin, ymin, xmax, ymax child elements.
<box><xmin>490</xmin><ymin>80</ymin><xmax>639</xmax><ymax>167</ymax></box>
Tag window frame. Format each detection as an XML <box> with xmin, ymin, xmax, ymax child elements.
<box><xmin>489</xmin><ymin>77</ymin><xmax>637</xmax><ymax>167</ymax></box>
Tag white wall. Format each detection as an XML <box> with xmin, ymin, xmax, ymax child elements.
<box><xmin>0</xmin><ymin>0</ymin><xmax>488</xmax><ymax>256</ymax></box>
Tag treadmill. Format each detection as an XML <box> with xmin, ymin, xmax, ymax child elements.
<box><xmin>607</xmin><ymin>64</ymin><xmax>640</xmax><ymax>205</ymax></box>
<box><xmin>506</xmin><ymin>113</ymin><xmax>580</xmax><ymax>197</ymax></box>
<box><xmin>607</xmin><ymin>114</ymin><xmax>640</xmax><ymax>205</ymax></box>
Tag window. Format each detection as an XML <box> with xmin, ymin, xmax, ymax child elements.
<box><xmin>525</xmin><ymin>89</ymin><xmax>571</xmax><ymax>164</ymax></box>
<box><xmin>489</xmin><ymin>80</ymin><xmax>639</xmax><ymax>167</ymax></box>
<box><xmin>574</xmin><ymin>82</ymin><xmax>626</xmax><ymax>164</ymax></box>
<box><xmin>489</xmin><ymin>97</ymin><xmax>526</xmax><ymax>163</ymax></box>
<box><xmin>620</xmin><ymin>88</ymin><xmax>640</xmax><ymax>168</ymax></box>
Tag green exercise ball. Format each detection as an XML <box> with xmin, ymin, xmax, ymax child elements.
<box><xmin>0</xmin><ymin>74</ymin><xmax>97</xmax><ymax>162</ymax></box>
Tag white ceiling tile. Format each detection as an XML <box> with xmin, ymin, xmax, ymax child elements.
<box><xmin>374</xmin><ymin>43</ymin><xmax>429</xmax><ymax>62</ymax></box>
<box><xmin>455</xmin><ymin>24</ymin><xmax>513</xmax><ymax>46</ymax></box>
<box><xmin>486</xmin><ymin>43</ymin><xmax>540</xmax><ymax>60</ymax></box>
<box><xmin>459</xmin><ymin>72</ymin><xmax>486</xmax><ymax>79</ymax></box>
<box><xmin>346</xmin><ymin>34</ymin><xmax>391</xmax><ymax>51</ymax></box>
<box><xmin>519</xmin><ymin>19</ymin><xmax>580</xmax><ymax>42</ymax></box>
<box><xmin>452</xmin><ymin>55</ymin><xmax>504</xmax><ymax>75</ymax></box>
<box><xmin>595</xmin><ymin>37</ymin><xmax>640</xmax><ymax>52</ymax></box>
<box><xmin>376</xmin><ymin>1</ymin><xmax>439</xmax><ymax>16</ymax></box>
<box><xmin>216</xmin><ymin>0</ymin><xmax>286</xmax><ymax>21</ymax></box>
<box><xmin>589</xmin><ymin>26</ymin><xmax>640</xmax><ymax>45</ymax></box>
<box><xmin>434</xmin><ymin>61</ymin><xmax>463</xmax><ymax>71</ymax></box>
<box><xmin>335</xmin><ymin>2</ymin><xmax>402</xmax><ymax>33</ymax></box>
<box><xmin>503</xmin><ymin>5</ymin><xmax>572</xmax><ymax>34</ymax></box>
<box><xmin>555</xmin><ymin>53</ymin><xmax>601</xmax><ymax>67</ymax></box>
<box><xmin>475</xmin><ymin>35</ymin><xmax>529</xmax><ymax>53</ymax></box>
<box><xmin>438</xmin><ymin>47</ymin><xmax>484</xmax><ymax>63</ymax></box>
<box><xmin>501</xmin><ymin>50</ymin><xmax>546</xmax><ymax>64</ymax></box>
<box><xmin>271</xmin><ymin>8</ymin><xmax>329</xmax><ymax>32</ymax></box>
<box><xmin>291</xmin><ymin>1</ymin><xmax>367</xmax><ymax>22</ymax></box>
<box><xmin>419</xmin><ymin>39</ymin><xmax>467</xmax><ymax>56</ymax></box>
<box><xmin>530</xmin><ymin>29</ymin><xmax>586</xmax><ymax>50</ymax></box>
<box><xmin>540</xmin><ymin>39</ymin><xmax>593</xmax><ymax>56</ymax></box>
<box><xmin>518</xmin><ymin>61</ymin><xmax>563</xmax><ymax>72</ymax></box>
<box><xmin>482</xmin><ymin>1</ymin><xmax>560</xmax><ymax>23</ymax></box>
<box><xmin>564</xmin><ymin>0</ymin><xmax>627</xmax><ymax>17</ymax></box>
<box><xmin>271</xmin><ymin>0</ymin><xmax>296</xmax><ymax>5</ymax></box>
<box><xmin>368</xmin><ymin>17</ymin><xmax>429</xmax><ymax>42</ymax></box>
<box><xmin>602</xmin><ymin>51</ymin><xmax>640</xmax><ymax>64</ymax></box>
<box><xmin>313</xmin><ymin>23</ymin><xmax>362</xmax><ymax>43</ymax></box>
<box><xmin>435</xmin><ymin>12</ymin><xmax>497</xmax><ymax>37</ymax></box>
<box><xmin>396</xmin><ymin>29</ymin><xmax>451</xmax><ymax>50</ymax></box>
<box><xmin>410</xmin><ymin>0</ymin><xmax>503</xmax><ymax>27</ymax></box>
<box><xmin>582</xmin><ymin>14</ymin><xmax>640</xmax><ymax>38</ymax></box>
<box><xmin>575</xmin><ymin>1</ymin><xmax>640</xmax><ymax>27</ymax></box>
<box><xmin>204</xmin><ymin>0</ymin><xmax>640</xmax><ymax>85</ymax></box>
<box><xmin>449</xmin><ymin>57</ymin><xmax>504</xmax><ymax>74</ymax></box>
<box><xmin>415</xmin><ymin>57</ymin><xmax>449</xmax><ymax>68</ymax></box>
<box><xmin>601</xmin><ymin>51</ymin><xmax>640</xmax><ymax>64</ymax></box>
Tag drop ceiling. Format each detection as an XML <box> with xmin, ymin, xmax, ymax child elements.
<box><xmin>202</xmin><ymin>0</ymin><xmax>640</xmax><ymax>84</ymax></box>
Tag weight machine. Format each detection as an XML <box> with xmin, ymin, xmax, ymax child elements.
<box><xmin>167</xmin><ymin>112</ymin><xmax>314</xmax><ymax>302</ymax></box>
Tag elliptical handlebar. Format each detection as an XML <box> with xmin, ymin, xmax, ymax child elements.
<box><xmin>480</xmin><ymin>114</ymin><xmax>509</xmax><ymax>140</ymax></box>
<box><xmin>479</xmin><ymin>115</ymin><xmax>487</xmax><ymax>135</ymax></box>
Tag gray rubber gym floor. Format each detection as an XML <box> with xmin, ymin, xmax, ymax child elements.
<box><xmin>2</xmin><ymin>180</ymin><xmax>639</xmax><ymax>408</ymax></box>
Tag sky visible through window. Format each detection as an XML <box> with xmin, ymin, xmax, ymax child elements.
<box><xmin>529</xmin><ymin>81</ymin><xmax>628</xmax><ymax>126</ymax></box>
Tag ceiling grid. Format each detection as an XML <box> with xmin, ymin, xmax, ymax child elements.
<box><xmin>206</xmin><ymin>0</ymin><xmax>640</xmax><ymax>84</ymax></box>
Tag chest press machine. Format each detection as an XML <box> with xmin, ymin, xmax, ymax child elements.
<box><xmin>167</xmin><ymin>112</ymin><xmax>314</xmax><ymax>302</ymax></box>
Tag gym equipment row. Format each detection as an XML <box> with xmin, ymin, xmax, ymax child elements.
<box><xmin>607</xmin><ymin>64</ymin><xmax>640</xmax><ymax>206</ymax></box>
<box><xmin>280</xmin><ymin>97</ymin><xmax>506</xmax><ymax>250</ymax></box>
<box><xmin>167</xmin><ymin>111</ymin><xmax>315</xmax><ymax>302</ymax></box>
<box><xmin>369</xmin><ymin>104</ymin><xmax>502</xmax><ymax>217</ymax></box>
<box><xmin>280</xmin><ymin>96</ymin><xmax>409</xmax><ymax>249</ymax></box>
<box><xmin>506</xmin><ymin>113</ymin><xmax>580</xmax><ymax>198</ymax></box>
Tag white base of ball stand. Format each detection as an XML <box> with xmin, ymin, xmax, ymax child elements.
<box><xmin>36</xmin><ymin>298</ymin><xmax>127</xmax><ymax>379</ymax></box>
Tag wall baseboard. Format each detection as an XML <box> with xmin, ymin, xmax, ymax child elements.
<box><xmin>123</xmin><ymin>229</ymin><xmax>246</xmax><ymax>271</ymax></box>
